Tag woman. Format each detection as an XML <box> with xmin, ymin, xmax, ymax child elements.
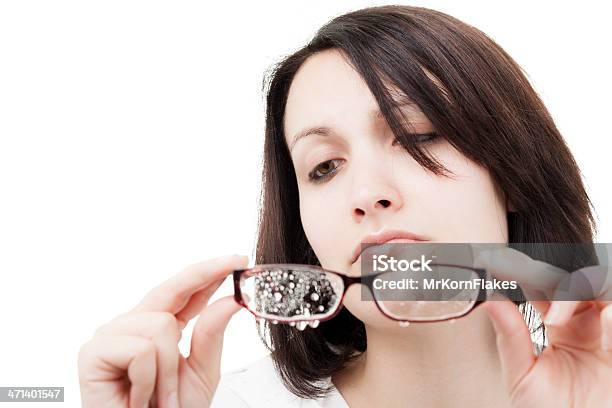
<box><xmin>77</xmin><ymin>5</ymin><xmax>611</xmax><ymax>407</ymax></box>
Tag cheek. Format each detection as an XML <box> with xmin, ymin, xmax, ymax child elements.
<box><xmin>413</xmin><ymin>144</ymin><xmax>508</xmax><ymax>242</ymax></box>
<box><xmin>299</xmin><ymin>188</ymin><xmax>346</xmax><ymax>269</ymax></box>
<box><xmin>440</xmin><ymin>165</ymin><xmax>508</xmax><ymax>241</ymax></box>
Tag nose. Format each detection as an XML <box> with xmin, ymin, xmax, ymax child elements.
<box><xmin>350</xmin><ymin>176</ymin><xmax>403</xmax><ymax>223</ymax></box>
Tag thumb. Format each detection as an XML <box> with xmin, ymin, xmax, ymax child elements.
<box><xmin>482</xmin><ymin>297</ymin><xmax>536</xmax><ymax>394</ymax></box>
<box><xmin>188</xmin><ymin>295</ymin><xmax>242</xmax><ymax>380</ymax></box>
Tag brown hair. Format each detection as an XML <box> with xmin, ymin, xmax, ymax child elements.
<box><xmin>254</xmin><ymin>4</ymin><xmax>597</xmax><ymax>398</ymax></box>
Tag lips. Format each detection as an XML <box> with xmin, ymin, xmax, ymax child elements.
<box><xmin>351</xmin><ymin>229</ymin><xmax>429</xmax><ymax>264</ymax></box>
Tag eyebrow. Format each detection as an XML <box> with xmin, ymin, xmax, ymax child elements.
<box><xmin>288</xmin><ymin>103</ymin><xmax>416</xmax><ymax>152</ymax></box>
<box><xmin>288</xmin><ymin>126</ymin><xmax>334</xmax><ymax>152</ymax></box>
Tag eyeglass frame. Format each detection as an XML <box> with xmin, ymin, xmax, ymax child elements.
<box><xmin>233</xmin><ymin>263</ymin><xmax>491</xmax><ymax>324</ymax></box>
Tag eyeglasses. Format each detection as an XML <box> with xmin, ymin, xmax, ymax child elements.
<box><xmin>233</xmin><ymin>263</ymin><xmax>490</xmax><ymax>330</ymax></box>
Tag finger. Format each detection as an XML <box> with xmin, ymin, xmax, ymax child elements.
<box><xmin>602</xmin><ymin>303</ymin><xmax>612</xmax><ymax>351</ymax></box>
<box><xmin>94</xmin><ymin>312</ymin><xmax>181</xmax><ymax>408</ymax></box>
<box><xmin>473</xmin><ymin>246</ymin><xmax>568</xmax><ymax>295</ymax></box>
<box><xmin>127</xmin><ymin>339</ymin><xmax>158</xmax><ymax>408</ymax></box>
<box><xmin>187</xmin><ymin>295</ymin><xmax>242</xmax><ymax>384</ymax></box>
<box><xmin>589</xmin><ymin>265</ymin><xmax>612</xmax><ymax>299</ymax></box>
<box><xmin>174</xmin><ymin>277</ymin><xmax>226</xmax><ymax>331</ymax></box>
<box><xmin>543</xmin><ymin>300</ymin><xmax>581</xmax><ymax>326</ymax></box>
<box><xmin>551</xmin><ymin>265</ymin><xmax>612</xmax><ymax>305</ymax></box>
<box><xmin>595</xmin><ymin>300</ymin><xmax>612</xmax><ymax>310</ymax></box>
<box><xmin>132</xmin><ymin>254</ymin><xmax>249</xmax><ymax>314</ymax></box>
<box><xmin>78</xmin><ymin>335</ymin><xmax>156</xmax><ymax>408</ymax></box>
<box><xmin>482</xmin><ymin>295</ymin><xmax>536</xmax><ymax>394</ymax></box>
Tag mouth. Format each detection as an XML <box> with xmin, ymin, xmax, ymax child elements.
<box><xmin>351</xmin><ymin>229</ymin><xmax>429</xmax><ymax>265</ymax></box>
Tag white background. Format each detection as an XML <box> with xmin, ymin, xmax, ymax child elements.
<box><xmin>0</xmin><ymin>1</ymin><xmax>610</xmax><ymax>406</ymax></box>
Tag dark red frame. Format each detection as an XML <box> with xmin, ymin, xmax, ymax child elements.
<box><xmin>233</xmin><ymin>263</ymin><xmax>490</xmax><ymax>324</ymax></box>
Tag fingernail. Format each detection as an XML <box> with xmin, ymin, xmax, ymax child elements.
<box><xmin>544</xmin><ymin>302</ymin><xmax>562</xmax><ymax>326</ymax></box>
<box><xmin>168</xmin><ymin>391</ymin><xmax>178</xmax><ymax>408</ymax></box>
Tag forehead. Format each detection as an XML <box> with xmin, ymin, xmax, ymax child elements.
<box><xmin>283</xmin><ymin>50</ymin><xmax>379</xmax><ymax>141</ymax></box>
<box><xmin>287</xmin><ymin>49</ymin><xmax>374</xmax><ymax>107</ymax></box>
<box><xmin>282</xmin><ymin>50</ymin><xmax>432</xmax><ymax>148</ymax></box>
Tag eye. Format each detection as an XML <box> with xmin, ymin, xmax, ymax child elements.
<box><xmin>393</xmin><ymin>131</ymin><xmax>439</xmax><ymax>146</ymax></box>
<box><xmin>308</xmin><ymin>159</ymin><xmax>343</xmax><ymax>183</ymax></box>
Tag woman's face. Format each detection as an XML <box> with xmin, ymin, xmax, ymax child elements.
<box><xmin>283</xmin><ymin>49</ymin><xmax>508</xmax><ymax>328</ymax></box>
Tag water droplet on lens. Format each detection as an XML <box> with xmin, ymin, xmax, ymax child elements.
<box><xmin>308</xmin><ymin>320</ymin><xmax>320</xmax><ymax>328</ymax></box>
<box><xmin>318</xmin><ymin>305</ymin><xmax>325</xmax><ymax>312</ymax></box>
<box><xmin>398</xmin><ymin>321</ymin><xmax>410</xmax><ymax>328</ymax></box>
<box><xmin>296</xmin><ymin>321</ymin><xmax>308</xmax><ymax>331</ymax></box>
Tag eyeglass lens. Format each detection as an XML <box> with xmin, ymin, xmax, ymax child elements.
<box><xmin>239</xmin><ymin>265</ymin><xmax>481</xmax><ymax>329</ymax></box>
<box><xmin>372</xmin><ymin>266</ymin><xmax>480</xmax><ymax>321</ymax></box>
<box><xmin>239</xmin><ymin>267</ymin><xmax>344</xmax><ymax>328</ymax></box>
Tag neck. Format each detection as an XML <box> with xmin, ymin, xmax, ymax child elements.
<box><xmin>332</xmin><ymin>307</ymin><xmax>512</xmax><ymax>408</ymax></box>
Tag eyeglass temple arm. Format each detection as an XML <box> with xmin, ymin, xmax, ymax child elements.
<box><xmin>233</xmin><ymin>269</ymin><xmax>247</xmax><ymax>306</ymax></box>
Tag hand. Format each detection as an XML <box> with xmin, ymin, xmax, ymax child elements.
<box><xmin>77</xmin><ymin>254</ymin><xmax>249</xmax><ymax>408</ymax></box>
<box><xmin>475</xmin><ymin>247</ymin><xmax>612</xmax><ymax>407</ymax></box>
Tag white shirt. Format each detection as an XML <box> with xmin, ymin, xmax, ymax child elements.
<box><xmin>211</xmin><ymin>354</ymin><xmax>350</xmax><ymax>408</ymax></box>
